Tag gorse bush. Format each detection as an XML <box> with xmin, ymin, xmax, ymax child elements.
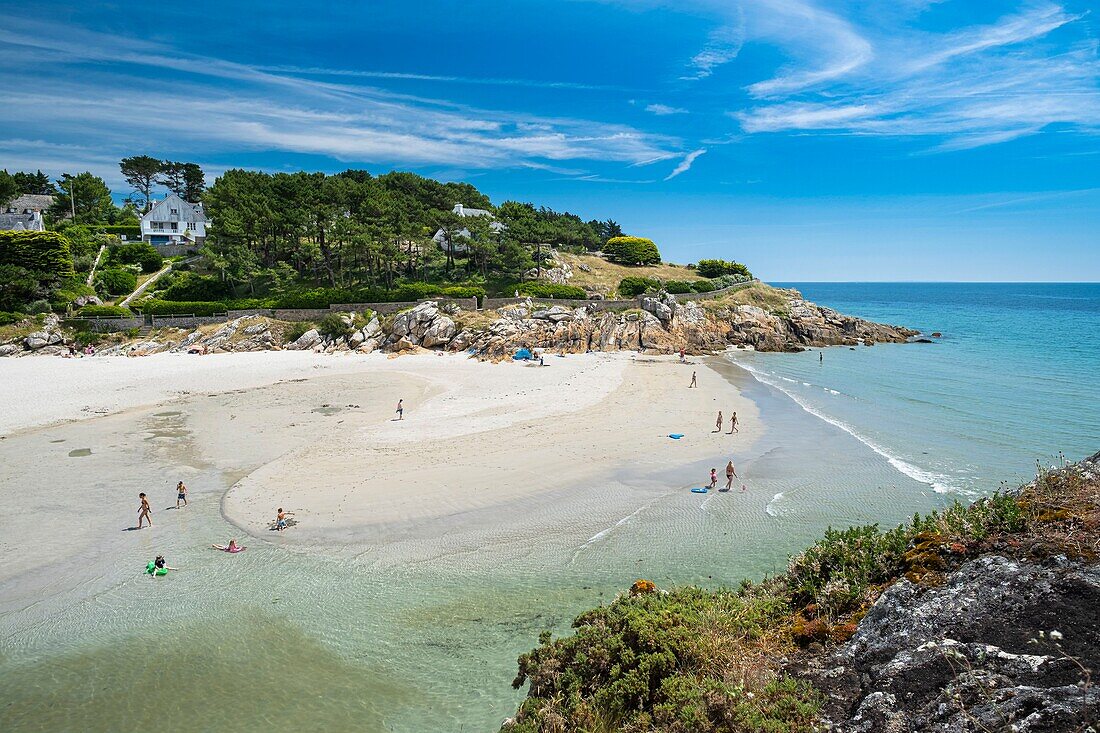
<box><xmin>604</xmin><ymin>236</ymin><xmax>661</xmax><ymax>266</ymax></box>
<box><xmin>618</xmin><ymin>276</ymin><xmax>660</xmax><ymax>296</ymax></box>
<box><xmin>696</xmin><ymin>259</ymin><xmax>752</xmax><ymax>279</ymax></box>
<box><xmin>94</xmin><ymin>268</ymin><xmax>137</xmax><ymax>296</ymax></box>
<box><xmin>317</xmin><ymin>313</ymin><xmax>353</xmax><ymax>339</ymax></box>
<box><xmin>160</xmin><ymin>272</ymin><xmax>233</xmax><ymax>301</ymax></box>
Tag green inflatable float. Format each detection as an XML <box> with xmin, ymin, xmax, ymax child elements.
<box><xmin>146</xmin><ymin>561</ymin><xmax>168</xmax><ymax>576</ymax></box>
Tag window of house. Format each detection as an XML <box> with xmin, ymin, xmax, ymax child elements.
<box><xmin>170</xmin><ymin>208</ymin><xmax>178</xmax><ymax>215</ymax></box>
<box><xmin>170</xmin><ymin>222</ymin><xmax>178</xmax><ymax>230</ymax></box>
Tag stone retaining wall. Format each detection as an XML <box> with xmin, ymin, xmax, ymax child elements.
<box><xmin>673</xmin><ymin>279</ymin><xmax>756</xmax><ymax>302</ymax></box>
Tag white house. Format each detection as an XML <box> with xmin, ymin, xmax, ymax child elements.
<box><xmin>141</xmin><ymin>193</ymin><xmax>207</xmax><ymax>248</ymax></box>
<box><xmin>432</xmin><ymin>203</ymin><xmax>504</xmax><ymax>254</ymax></box>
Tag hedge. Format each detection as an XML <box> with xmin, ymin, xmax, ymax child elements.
<box><xmin>77</xmin><ymin>305</ymin><xmax>133</xmax><ymax>317</ymax></box>
<box><xmin>0</xmin><ymin>311</ymin><xmax>27</xmax><ymax>326</ymax></box>
<box><xmin>94</xmin><ymin>268</ymin><xmax>138</xmax><ymax>296</ymax></box>
<box><xmin>159</xmin><ymin>272</ymin><xmax>233</xmax><ymax>301</ymax></box>
<box><xmin>96</xmin><ymin>225</ymin><xmax>142</xmax><ymax>240</ymax></box>
<box><xmin>139</xmin><ymin>299</ymin><xmax>232</xmax><ymax>316</ymax></box>
<box><xmin>618</xmin><ymin>276</ymin><xmax>660</xmax><ymax>296</ymax></box>
<box><xmin>695</xmin><ymin>259</ymin><xmax>752</xmax><ymax>279</ymax></box>
<box><xmin>691</xmin><ymin>279</ymin><xmax>716</xmax><ymax>292</ymax></box>
<box><xmin>515</xmin><ymin>282</ymin><xmax>588</xmax><ymax>299</ymax></box>
<box><xmin>0</xmin><ymin>231</ymin><xmax>74</xmax><ymax>280</ymax></box>
<box><xmin>603</xmin><ymin>236</ymin><xmax>660</xmax><ymax>266</ymax></box>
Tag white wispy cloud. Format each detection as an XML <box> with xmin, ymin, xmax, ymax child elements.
<box><xmin>729</xmin><ymin>1</ymin><xmax>1100</xmax><ymax>150</ymax></box>
<box><xmin>645</xmin><ymin>103</ymin><xmax>688</xmax><ymax>115</ymax></box>
<box><xmin>664</xmin><ymin>148</ymin><xmax>707</xmax><ymax>180</ymax></box>
<box><xmin>0</xmin><ymin>19</ymin><xmax>681</xmax><ymax>174</ymax></box>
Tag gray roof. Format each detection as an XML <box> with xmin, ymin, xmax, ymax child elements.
<box><xmin>0</xmin><ymin>212</ymin><xmax>45</xmax><ymax>231</ymax></box>
<box><xmin>5</xmin><ymin>194</ymin><xmax>54</xmax><ymax>213</ymax></box>
<box><xmin>142</xmin><ymin>192</ymin><xmax>207</xmax><ymax>224</ymax></box>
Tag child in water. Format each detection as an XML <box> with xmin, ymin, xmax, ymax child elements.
<box><xmin>708</xmin><ymin>468</ymin><xmax>718</xmax><ymax>489</ymax></box>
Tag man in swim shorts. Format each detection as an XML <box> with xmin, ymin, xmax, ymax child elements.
<box><xmin>396</xmin><ymin>399</ymin><xmax>404</xmax><ymax>420</ymax></box>
<box><xmin>138</xmin><ymin>493</ymin><xmax>152</xmax><ymax>529</ymax></box>
<box><xmin>176</xmin><ymin>481</ymin><xmax>188</xmax><ymax>508</ymax></box>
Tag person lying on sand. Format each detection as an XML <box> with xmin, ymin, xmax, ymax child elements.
<box><xmin>212</xmin><ymin>539</ymin><xmax>245</xmax><ymax>553</ymax></box>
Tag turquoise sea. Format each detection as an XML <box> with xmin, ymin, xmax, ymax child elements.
<box><xmin>733</xmin><ymin>282</ymin><xmax>1100</xmax><ymax>495</ymax></box>
<box><xmin>1</xmin><ymin>283</ymin><xmax>1097</xmax><ymax>732</ymax></box>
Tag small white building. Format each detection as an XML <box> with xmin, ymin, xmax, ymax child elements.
<box><xmin>432</xmin><ymin>203</ymin><xmax>504</xmax><ymax>254</ymax></box>
<box><xmin>141</xmin><ymin>193</ymin><xmax>207</xmax><ymax>248</ymax></box>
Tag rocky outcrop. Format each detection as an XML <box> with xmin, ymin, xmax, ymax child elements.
<box><xmin>0</xmin><ymin>288</ymin><xmax>918</xmax><ymax>359</ymax></box>
<box><xmin>800</xmin><ymin>554</ymin><xmax>1100</xmax><ymax>732</ymax></box>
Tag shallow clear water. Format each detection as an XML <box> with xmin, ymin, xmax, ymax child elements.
<box><xmin>736</xmin><ymin>282</ymin><xmax>1100</xmax><ymax>496</ymax></box>
<box><xmin>3</xmin><ymin>283</ymin><xmax>1095</xmax><ymax>732</ymax></box>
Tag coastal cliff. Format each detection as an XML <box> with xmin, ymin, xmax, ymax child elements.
<box><xmin>0</xmin><ymin>283</ymin><xmax>918</xmax><ymax>358</ymax></box>
<box><xmin>501</xmin><ymin>451</ymin><xmax>1100</xmax><ymax>733</ymax></box>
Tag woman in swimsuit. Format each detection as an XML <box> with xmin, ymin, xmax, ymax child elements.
<box><xmin>724</xmin><ymin>461</ymin><xmax>737</xmax><ymax>491</ymax></box>
<box><xmin>137</xmin><ymin>493</ymin><xmax>152</xmax><ymax>528</ymax></box>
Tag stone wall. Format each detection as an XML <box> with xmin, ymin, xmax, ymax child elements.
<box><xmin>482</xmin><ymin>296</ymin><xmax>637</xmax><ymax>311</ymax></box>
<box><xmin>674</xmin><ymin>279</ymin><xmax>756</xmax><ymax>302</ymax></box>
<box><xmin>150</xmin><ymin>315</ymin><xmax>229</xmax><ymax>328</ymax></box>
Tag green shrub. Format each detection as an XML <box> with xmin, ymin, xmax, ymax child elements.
<box><xmin>283</xmin><ymin>321</ymin><xmax>315</xmax><ymax>343</ymax></box>
<box><xmin>663</xmin><ymin>280</ymin><xmax>694</xmax><ymax>294</ymax></box>
<box><xmin>696</xmin><ymin>259</ymin><xmax>752</xmax><ymax>279</ymax></box>
<box><xmin>691</xmin><ymin>279</ymin><xmax>715</xmax><ymax>292</ymax></box>
<box><xmin>0</xmin><ymin>311</ymin><xmax>27</xmax><ymax>326</ymax></box>
<box><xmin>160</xmin><ymin>272</ymin><xmax>232</xmax><ymax>301</ymax></box>
<box><xmin>604</xmin><ymin>236</ymin><xmax>661</xmax><ymax>265</ymax></box>
<box><xmin>514</xmin><ymin>282</ymin><xmax>587</xmax><ymax>299</ymax></box>
<box><xmin>317</xmin><ymin>313</ymin><xmax>352</xmax><ymax>339</ymax></box>
<box><xmin>439</xmin><ymin>285</ymin><xmax>486</xmax><ymax>300</ymax></box>
<box><xmin>0</xmin><ymin>231</ymin><xmax>75</xmax><ymax>310</ymax></box>
<box><xmin>94</xmin><ymin>268</ymin><xmax>137</xmax><ymax>296</ymax></box>
<box><xmin>709</xmin><ymin>274</ymin><xmax>751</xmax><ymax>289</ymax></box>
<box><xmin>26</xmin><ymin>299</ymin><xmax>53</xmax><ymax>314</ymax></box>
<box><xmin>618</xmin><ymin>276</ymin><xmax>660</xmax><ymax>296</ymax></box>
<box><xmin>108</xmin><ymin>242</ymin><xmax>163</xmax><ymax>273</ymax></box>
<box><xmin>77</xmin><ymin>304</ymin><xmax>133</xmax><ymax>318</ymax></box>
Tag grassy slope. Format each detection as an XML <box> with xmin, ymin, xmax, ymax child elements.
<box><xmin>503</xmin><ymin>458</ymin><xmax>1099</xmax><ymax>733</ymax></box>
<box><xmin>560</xmin><ymin>254</ymin><xmax>706</xmax><ymax>296</ymax></box>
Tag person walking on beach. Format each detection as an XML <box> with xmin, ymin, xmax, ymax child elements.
<box><xmin>708</xmin><ymin>468</ymin><xmax>718</xmax><ymax>489</ymax></box>
<box><xmin>689</xmin><ymin>371</ymin><xmax>697</xmax><ymax>388</ymax></box>
<box><xmin>176</xmin><ymin>481</ymin><xmax>188</xmax><ymax>508</ymax></box>
<box><xmin>728</xmin><ymin>411</ymin><xmax>739</xmax><ymax>434</ymax></box>
<box><xmin>724</xmin><ymin>461</ymin><xmax>738</xmax><ymax>491</ymax></box>
<box><xmin>395</xmin><ymin>399</ymin><xmax>404</xmax><ymax>420</ymax></box>
<box><xmin>714</xmin><ymin>410</ymin><xmax>723</xmax><ymax>433</ymax></box>
<box><xmin>137</xmin><ymin>493</ymin><xmax>152</xmax><ymax>529</ymax></box>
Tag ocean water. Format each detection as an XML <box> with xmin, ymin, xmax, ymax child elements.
<box><xmin>733</xmin><ymin>282</ymin><xmax>1100</xmax><ymax>496</ymax></box>
<box><xmin>2</xmin><ymin>283</ymin><xmax>1097</xmax><ymax>733</ymax></box>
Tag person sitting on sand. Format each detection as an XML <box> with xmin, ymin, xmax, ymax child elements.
<box><xmin>728</xmin><ymin>411</ymin><xmax>739</xmax><ymax>434</ymax></box>
<box><xmin>176</xmin><ymin>481</ymin><xmax>188</xmax><ymax>508</ymax></box>
<box><xmin>212</xmin><ymin>539</ymin><xmax>245</xmax><ymax>553</ymax></box>
<box><xmin>714</xmin><ymin>411</ymin><xmax>723</xmax><ymax>432</ymax></box>
<box><xmin>137</xmin><ymin>492</ymin><xmax>153</xmax><ymax>529</ymax></box>
<box><xmin>275</xmin><ymin>508</ymin><xmax>294</xmax><ymax>531</ymax></box>
<box><xmin>709</xmin><ymin>468</ymin><xmax>718</xmax><ymax>489</ymax></box>
<box><xmin>724</xmin><ymin>461</ymin><xmax>737</xmax><ymax>491</ymax></box>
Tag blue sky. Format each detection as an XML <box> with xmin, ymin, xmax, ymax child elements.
<box><xmin>1</xmin><ymin>0</ymin><xmax>1097</xmax><ymax>280</ymax></box>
